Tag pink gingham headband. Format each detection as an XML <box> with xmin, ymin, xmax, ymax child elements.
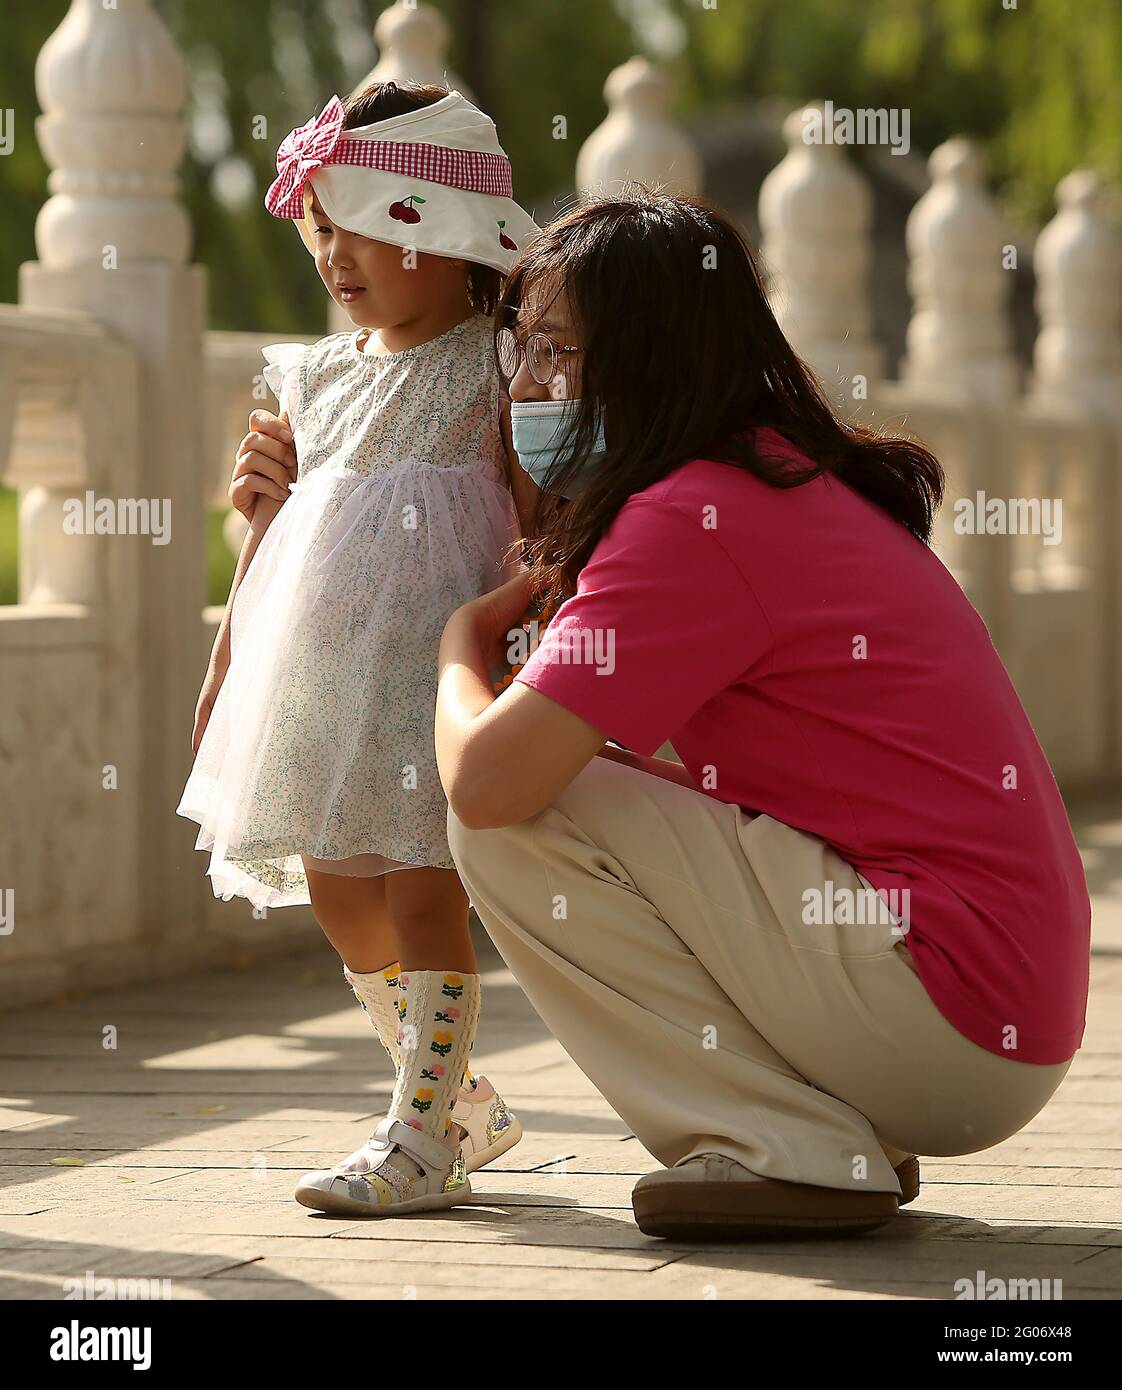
<box><xmin>265</xmin><ymin>93</ymin><xmax>514</xmax><ymax>219</ymax></box>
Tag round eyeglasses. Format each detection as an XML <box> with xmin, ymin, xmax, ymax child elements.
<box><xmin>496</xmin><ymin>328</ymin><xmax>582</xmax><ymax>386</ymax></box>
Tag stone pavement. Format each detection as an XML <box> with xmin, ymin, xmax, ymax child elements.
<box><xmin>1</xmin><ymin>800</ymin><xmax>1120</xmax><ymax>1301</ymax></box>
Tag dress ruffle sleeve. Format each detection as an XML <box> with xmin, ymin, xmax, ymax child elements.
<box><xmin>261</xmin><ymin>341</ymin><xmax>309</xmax><ymax>421</ymax></box>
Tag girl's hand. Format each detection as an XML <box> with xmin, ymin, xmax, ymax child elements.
<box><xmin>230</xmin><ymin>409</ymin><xmax>297</xmax><ymax>520</ymax></box>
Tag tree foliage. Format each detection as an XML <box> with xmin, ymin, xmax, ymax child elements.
<box><xmin>675</xmin><ymin>0</ymin><xmax>1122</xmax><ymax>225</ymax></box>
<box><xmin>1</xmin><ymin>0</ymin><xmax>1118</xmax><ymax>331</ymax></box>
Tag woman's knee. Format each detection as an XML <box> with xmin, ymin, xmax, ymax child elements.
<box><xmin>446</xmin><ymin>807</ymin><xmax>532</xmax><ymax>891</ymax></box>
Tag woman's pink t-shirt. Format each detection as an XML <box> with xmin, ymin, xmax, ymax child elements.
<box><xmin>514</xmin><ymin>431</ymin><xmax>1090</xmax><ymax>1064</ymax></box>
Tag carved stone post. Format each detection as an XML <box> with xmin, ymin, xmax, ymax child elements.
<box><xmin>365</xmin><ymin>1</ymin><xmax>470</xmax><ymax>98</ymax></box>
<box><xmin>758</xmin><ymin>101</ymin><xmax>883</xmax><ymax>407</ymax></box>
<box><xmin>20</xmin><ymin>0</ymin><xmax>207</xmax><ymax>935</ymax></box>
<box><xmin>577</xmin><ymin>57</ymin><xmax>701</xmax><ymax>198</ymax></box>
<box><xmin>901</xmin><ymin>139</ymin><xmax>1018</xmax><ymax>401</ymax></box>
<box><xmin>1031</xmin><ymin>169</ymin><xmax>1122</xmax><ymax>417</ymax></box>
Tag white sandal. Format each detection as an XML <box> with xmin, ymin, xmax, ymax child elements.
<box><xmin>294</xmin><ymin>1117</ymin><xmax>470</xmax><ymax>1217</ymax></box>
<box><xmin>453</xmin><ymin>1075</ymin><xmax>523</xmax><ymax>1172</ymax></box>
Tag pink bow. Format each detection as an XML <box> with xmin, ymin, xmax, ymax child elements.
<box><xmin>265</xmin><ymin>95</ymin><xmax>346</xmax><ymax>219</ymax></box>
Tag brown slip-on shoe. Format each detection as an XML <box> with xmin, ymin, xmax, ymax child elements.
<box><xmin>895</xmin><ymin>1154</ymin><xmax>920</xmax><ymax>1206</ymax></box>
<box><xmin>632</xmin><ymin>1154</ymin><xmax>899</xmax><ymax>1240</ymax></box>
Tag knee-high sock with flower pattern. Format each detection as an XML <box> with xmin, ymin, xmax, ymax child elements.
<box><xmin>344</xmin><ymin>961</ymin><xmax>477</xmax><ymax>1092</ymax></box>
<box><xmin>343</xmin><ymin>962</ymin><xmax>402</xmax><ymax>1069</ymax></box>
<box><xmin>391</xmin><ymin>970</ymin><xmax>482</xmax><ymax>1145</ymax></box>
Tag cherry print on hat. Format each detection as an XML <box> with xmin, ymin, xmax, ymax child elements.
<box><xmin>389</xmin><ymin>194</ymin><xmax>425</xmax><ymax>224</ymax></box>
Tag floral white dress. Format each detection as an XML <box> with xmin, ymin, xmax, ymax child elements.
<box><xmin>178</xmin><ymin>314</ymin><xmax>518</xmax><ymax>908</ymax></box>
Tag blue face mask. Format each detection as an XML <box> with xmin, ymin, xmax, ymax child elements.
<box><xmin>510</xmin><ymin>399</ymin><xmax>607</xmax><ymax>499</ymax></box>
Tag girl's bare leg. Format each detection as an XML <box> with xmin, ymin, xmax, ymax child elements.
<box><xmin>386</xmin><ymin>866</ymin><xmax>476</xmax><ymax>973</ymax></box>
<box><xmin>302</xmin><ymin>861</ymin><xmax>395</xmax><ymax>972</ymax></box>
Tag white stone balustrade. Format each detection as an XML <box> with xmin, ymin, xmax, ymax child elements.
<box><xmin>19</xmin><ymin>0</ymin><xmax>211</xmax><ymax>960</ymax></box>
<box><xmin>34</xmin><ymin>0</ymin><xmax>192</xmax><ymax>269</ymax></box>
<box><xmin>878</xmin><ymin>141</ymin><xmax>1112</xmax><ymax>783</ymax></box>
<box><xmin>0</xmin><ymin>303</ymin><xmax>144</xmax><ymax>1001</ymax></box>
<box><xmin>0</xmin><ymin>0</ymin><xmax>316</xmax><ymax>1009</ymax></box>
<box><xmin>1</xmin><ymin>1</ymin><xmax>1120</xmax><ymax>1010</ymax></box>
<box><xmin>901</xmin><ymin>139</ymin><xmax>1019</xmax><ymax>401</ymax></box>
<box><xmin>0</xmin><ymin>306</ymin><xmax>138</xmax><ymax>608</ymax></box>
<box><xmin>759</xmin><ymin>102</ymin><xmax>883</xmax><ymax>406</ymax></box>
<box><xmin>366</xmin><ymin>1</ymin><xmax>470</xmax><ymax>100</ymax></box>
<box><xmin>1032</xmin><ymin>170</ymin><xmax>1122</xmax><ymax>417</ymax></box>
<box><xmin>1023</xmin><ymin>169</ymin><xmax>1122</xmax><ymax>768</ymax></box>
<box><xmin>576</xmin><ymin>57</ymin><xmax>701</xmax><ymax>198</ymax></box>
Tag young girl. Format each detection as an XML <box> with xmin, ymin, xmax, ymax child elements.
<box><xmin>178</xmin><ymin>82</ymin><xmax>539</xmax><ymax>1216</ymax></box>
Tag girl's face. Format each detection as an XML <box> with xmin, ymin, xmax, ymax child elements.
<box><xmin>308</xmin><ymin>191</ymin><xmax>467</xmax><ymax>331</ymax></box>
<box><xmin>508</xmin><ymin>278</ymin><xmax>584</xmax><ymax>403</ymax></box>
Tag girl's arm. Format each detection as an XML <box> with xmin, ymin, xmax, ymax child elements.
<box><xmin>212</xmin><ymin>494</ymin><xmax>285</xmax><ymax>662</ymax></box>
<box><xmin>217</xmin><ymin>407</ymin><xmax>296</xmax><ymax>672</ymax></box>
<box><xmin>191</xmin><ymin>418</ymin><xmax>293</xmax><ymax>751</ymax></box>
<box><xmin>229</xmin><ymin>409</ymin><xmax>297</xmax><ymax>520</ymax></box>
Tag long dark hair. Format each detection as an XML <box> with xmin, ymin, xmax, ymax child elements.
<box><xmin>500</xmin><ymin>188</ymin><xmax>944</xmax><ymax>602</ymax></box>
<box><xmin>340</xmin><ymin>81</ymin><xmax>502</xmax><ymax>316</ymax></box>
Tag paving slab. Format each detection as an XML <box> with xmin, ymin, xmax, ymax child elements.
<box><xmin>1</xmin><ymin>804</ymin><xmax>1120</xmax><ymax>1301</ymax></box>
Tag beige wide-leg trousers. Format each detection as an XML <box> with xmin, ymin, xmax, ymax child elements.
<box><xmin>448</xmin><ymin>757</ymin><xmax>1072</xmax><ymax>1195</ymax></box>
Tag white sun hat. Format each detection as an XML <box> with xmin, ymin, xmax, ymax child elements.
<box><xmin>265</xmin><ymin>88</ymin><xmax>538</xmax><ymax>274</ymax></box>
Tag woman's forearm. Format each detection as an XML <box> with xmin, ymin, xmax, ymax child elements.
<box><xmin>437</xmin><ymin>573</ymin><xmax>608</xmax><ymax>827</ymax></box>
<box><xmin>436</xmin><ymin>605</ymin><xmax>496</xmax><ymax>740</ymax></box>
<box><xmin>435</xmin><ymin>603</ymin><xmax>501</xmax><ymax>814</ymax></box>
<box><xmin>436</xmin><ymin>596</ymin><xmax>698</xmax><ymax>805</ymax></box>
<box><xmin>596</xmin><ymin>742</ymin><xmax>699</xmax><ymax>790</ymax></box>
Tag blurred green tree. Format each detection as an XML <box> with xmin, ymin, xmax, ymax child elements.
<box><xmin>0</xmin><ymin>0</ymin><xmax>1118</xmax><ymax>333</ymax></box>
<box><xmin>674</xmin><ymin>0</ymin><xmax>1122</xmax><ymax>226</ymax></box>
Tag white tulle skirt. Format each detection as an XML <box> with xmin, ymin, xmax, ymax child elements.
<box><xmin>178</xmin><ymin>458</ymin><xmax>518</xmax><ymax>909</ymax></box>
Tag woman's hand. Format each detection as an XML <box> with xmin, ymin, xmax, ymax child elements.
<box><xmin>461</xmin><ymin>570</ymin><xmax>536</xmax><ymax>669</ymax></box>
<box><xmin>437</xmin><ymin>570</ymin><xmax>606</xmax><ymax>829</ymax></box>
<box><xmin>230</xmin><ymin>409</ymin><xmax>297</xmax><ymax>520</ymax></box>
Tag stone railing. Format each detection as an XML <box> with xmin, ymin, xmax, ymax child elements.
<box><xmin>1</xmin><ymin>0</ymin><xmax>1120</xmax><ymax>1010</ymax></box>
<box><xmin>0</xmin><ymin>0</ymin><xmax>320</xmax><ymax>1008</ymax></box>
<box><xmin>752</xmin><ymin>102</ymin><xmax>1121</xmax><ymax>785</ymax></box>
<box><xmin>0</xmin><ymin>306</ymin><xmax>144</xmax><ymax>1000</ymax></box>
